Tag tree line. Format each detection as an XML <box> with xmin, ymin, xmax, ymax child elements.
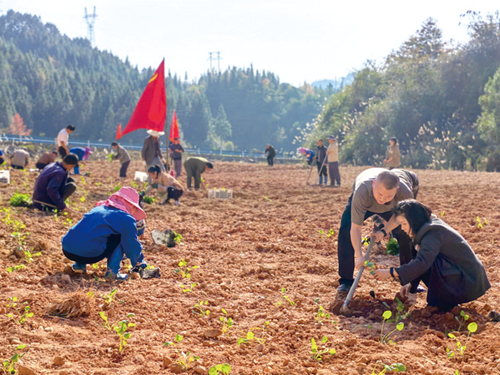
<box><xmin>0</xmin><ymin>10</ymin><xmax>335</xmax><ymax>153</ymax></box>
<box><xmin>304</xmin><ymin>12</ymin><xmax>500</xmax><ymax>171</ymax></box>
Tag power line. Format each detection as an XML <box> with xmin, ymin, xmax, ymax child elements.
<box><xmin>84</xmin><ymin>6</ymin><xmax>98</xmax><ymax>47</ymax></box>
<box><xmin>208</xmin><ymin>51</ymin><xmax>222</xmax><ymax>73</ymax></box>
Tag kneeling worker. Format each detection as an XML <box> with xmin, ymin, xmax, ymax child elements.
<box><xmin>36</xmin><ymin>150</ymin><xmax>58</xmax><ymax>170</ymax></box>
<box><xmin>183</xmin><ymin>157</ymin><xmax>213</xmax><ymax>190</ymax></box>
<box><xmin>62</xmin><ymin>187</ymin><xmax>148</xmax><ymax>280</ymax></box>
<box><xmin>32</xmin><ymin>153</ymin><xmax>78</xmax><ymax>212</ymax></box>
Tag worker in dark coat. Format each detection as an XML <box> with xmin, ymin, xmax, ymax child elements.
<box><xmin>374</xmin><ymin>199</ymin><xmax>490</xmax><ymax>311</ymax></box>
<box><xmin>142</xmin><ymin>130</ymin><xmax>165</xmax><ymax>171</ymax></box>
<box><xmin>183</xmin><ymin>157</ymin><xmax>213</xmax><ymax>190</ymax></box>
<box><xmin>264</xmin><ymin>144</ymin><xmax>276</xmax><ymax>166</ymax></box>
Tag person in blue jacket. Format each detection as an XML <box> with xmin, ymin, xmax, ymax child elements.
<box><xmin>0</xmin><ymin>148</ymin><xmax>4</xmax><ymax>165</ymax></box>
<box><xmin>32</xmin><ymin>154</ymin><xmax>78</xmax><ymax>212</ymax></box>
<box><xmin>299</xmin><ymin>147</ymin><xmax>315</xmax><ymax>166</ymax></box>
<box><xmin>69</xmin><ymin>147</ymin><xmax>92</xmax><ymax>175</ymax></box>
<box><xmin>61</xmin><ymin>187</ymin><xmax>148</xmax><ymax>280</ymax></box>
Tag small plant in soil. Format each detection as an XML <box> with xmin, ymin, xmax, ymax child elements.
<box><xmin>100</xmin><ymin>288</ymin><xmax>124</xmax><ymax>307</ymax></box>
<box><xmin>142</xmin><ymin>195</ymin><xmax>155</xmax><ymax>204</ymax></box>
<box><xmin>315</xmin><ymin>305</ymin><xmax>331</xmax><ymax>323</ymax></box>
<box><xmin>209</xmin><ymin>364</ymin><xmax>231</xmax><ymax>375</ymax></box>
<box><xmin>23</xmin><ymin>249</ymin><xmax>41</xmax><ymax>264</ymax></box>
<box><xmin>393</xmin><ymin>297</ymin><xmax>407</xmax><ymax>323</ymax></box>
<box><xmin>1</xmin><ymin>343</ymin><xmax>27</xmax><ymax>374</ymax></box>
<box><xmin>446</xmin><ymin>321</ymin><xmax>478</xmax><ymax>358</ymax></box>
<box><xmin>310</xmin><ymin>336</ymin><xmax>336</xmax><ymax>362</ymax></box>
<box><xmin>192</xmin><ymin>301</ymin><xmax>210</xmax><ymax>317</ymax></box>
<box><xmin>9</xmin><ymin>192</ymin><xmax>32</xmax><ymax>207</ymax></box>
<box><xmin>165</xmin><ymin>334</ymin><xmax>200</xmax><ymax>370</ymax></box>
<box><xmin>380</xmin><ymin>311</ymin><xmax>404</xmax><ymax>344</ymax></box>
<box><xmin>220</xmin><ymin>308</ymin><xmax>234</xmax><ymax>336</ymax></box>
<box><xmin>99</xmin><ymin>312</ymin><xmax>136</xmax><ymax>353</ymax></box>
<box><xmin>181</xmin><ymin>282</ymin><xmax>197</xmax><ymax>293</ymax></box>
<box><xmin>6</xmin><ymin>297</ymin><xmax>34</xmax><ymax>325</ymax></box>
<box><xmin>175</xmin><ymin>259</ymin><xmax>199</xmax><ymax>278</ymax></box>
<box><xmin>273</xmin><ymin>288</ymin><xmax>295</xmax><ymax>308</ymax></box>
<box><xmin>385</xmin><ymin>238</ymin><xmax>399</xmax><ymax>255</ymax></box>
<box><xmin>237</xmin><ymin>321</ymin><xmax>270</xmax><ymax>346</ymax></box>
<box><xmin>455</xmin><ymin>310</ymin><xmax>470</xmax><ymax>331</ymax></box>
<box><xmin>172</xmin><ymin>231</ymin><xmax>183</xmax><ymax>244</ymax></box>
<box><xmin>364</xmin><ymin>260</ymin><xmax>376</xmax><ymax>274</ymax></box>
<box><xmin>6</xmin><ymin>265</ymin><xmax>26</xmax><ymax>273</ymax></box>
<box><xmin>371</xmin><ymin>363</ymin><xmax>406</xmax><ymax>374</ymax></box>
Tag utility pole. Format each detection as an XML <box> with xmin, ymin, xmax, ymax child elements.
<box><xmin>208</xmin><ymin>51</ymin><xmax>222</xmax><ymax>73</ymax></box>
<box><xmin>84</xmin><ymin>6</ymin><xmax>98</xmax><ymax>47</ymax></box>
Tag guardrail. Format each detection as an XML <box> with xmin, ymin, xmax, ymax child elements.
<box><xmin>0</xmin><ymin>134</ymin><xmax>299</xmax><ymax>161</ymax></box>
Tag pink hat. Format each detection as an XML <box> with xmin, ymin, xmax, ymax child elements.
<box><xmin>96</xmin><ymin>187</ymin><xmax>146</xmax><ymax>221</ymax></box>
<box><xmin>82</xmin><ymin>147</ymin><xmax>92</xmax><ymax>161</ymax></box>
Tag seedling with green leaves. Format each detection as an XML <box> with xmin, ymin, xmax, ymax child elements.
<box><xmin>173</xmin><ymin>231</ymin><xmax>183</xmax><ymax>244</ymax></box>
<box><xmin>1</xmin><ymin>344</ymin><xmax>28</xmax><ymax>374</ymax></box>
<box><xmin>220</xmin><ymin>308</ymin><xmax>234</xmax><ymax>336</ymax></box>
<box><xmin>315</xmin><ymin>305</ymin><xmax>331</xmax><ymax>323</ymax></box>
<box><xmin>165</xmin><ymin>334</ymin><xmax>200</xmax><ymax>370</ymax></box>
<box><xmin>273</xmin><ymin>288</ymin><xmax>295</xmax><ymax>308</ymax></box>
<box><xmin>23</xmin><ymin>249</ymin><xmax>41</xmax><ymax>264</ymax></box>
<box><xmin>371</xmin><ymin>363</ymin><xmax>406</xmax><ymax>374</ymax></box>
<box><xmin>9</xmin><ymin>192</ymin><xmax>32</xmax><ymax>207</ymax></box>
<box><xmin>364</xmin><ymin>260</ymin><xmax>376</xmax><ymax>274</ymax></box>
<box><xmin>209</xmin><ymin>363</ymin><xmax>231</xmax><ymax>375</ymax></box>
<box><xmin>310</xmin><ymin>336</ymin><xmax>336</xmax><ymax>362</ymax></box>
<box><xmin>99</xmin><ymin>312</ymin><xmax>136</xmax><ymax>353</ymax></box>
<box><xmin>386</xmin><ymin>238</ymin><xmax>399</xmax><ymax>255</ymax></box>
<box><xmin>394</xmin><ymin>297</ymin><xmax>407</xmax><ymax>323</ymax></box>
<box><xmin>175</xmin><ymin>259</ymin><xmax>199</xmax><ymax>279</ymax></box>
<box><xmin>455</xmin><ymin>310</ymin><xmax>470</xmax><ymax>331</ymax></box>
<box><xmin>181</xmin><ymin>282</ymin><xmax>197</xmax><ymax>293</ymax></box>
<box><xmin>446</xmin><ymin>322</ymin><xmax>478</xmax><ymax>358</ymax></box>
<box><xmin>6</xmin><ymin>265</ymin><xmax>26</xmax><ymax>273</ymax></box>
<box><xmin>101</xmin><ymin>288</ymin><xmax>123</xmax><ymax>307</ymax></box>
<box><xmin>142</xmin><ymin>196</ymin><xmax>155</xmax><ymax>204</ymax></box>
<box><xmin>380</xmin><ymin>311</ymin><xmax>404</xmax><ymax>344</ymax></box>
<box><xmin>193</xmin><ymin>301</ymin><xmax>210</xmax><ymax>317</ymax></box>
<box><xmin>6</xmin><ymin>297</ymin><xmax>34</xmax><ymax>325</ymax></box>
<box><xmin>237</xmin><ymin>321</ymin><xmax>270</xmax><ymax>346</ymax></box>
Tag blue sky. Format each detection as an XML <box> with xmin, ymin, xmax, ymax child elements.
<box><xmin>3</xmin><ymin>1</ymin><xmax>499</xmax><ymax>85</ymax></box>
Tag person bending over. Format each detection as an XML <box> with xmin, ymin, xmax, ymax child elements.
<box><xmin>62</xmin><ymin>187</ymin><xmax>148</xmax><ymax>280</ymax></box>
<box><xmin>146</xmin><ymin>164</ymin><xmax>184</xmax><ymax>205</ymax></box>
<box><xmin>374</xmin><ymin>200</ymin><xmax>490</xmax><ymax>311</ymax></box>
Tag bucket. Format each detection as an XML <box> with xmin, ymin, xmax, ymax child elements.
<box><xmin>134</xmin><ymin>171</ymin><xmax>148</xmax><ymax>182</ymax></box>
<box><xmin>0</xmin><ymin>170</ymin><xmax>10</xmax><ymax>184</ymax></box>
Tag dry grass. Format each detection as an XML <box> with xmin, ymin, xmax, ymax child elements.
<box><xmin>46</xmin><ymin>290</ymin><xmax>96</xmax><ymax>319</ymax></box>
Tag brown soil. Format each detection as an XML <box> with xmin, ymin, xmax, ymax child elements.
<box><xmin>0</xmin><ymin>162</ymin><xmax>499</xmax><ymax>375</ymax></box>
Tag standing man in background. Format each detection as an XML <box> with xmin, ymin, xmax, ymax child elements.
<box><xmin>264</xmin><ymin>144</ymin><xmax>276</xmax><ymax>166</ymax></box>
<box><xmin>326</xmin><ymin>135</ymin><xmax>341</xmax><ymax>187</ymax></box>
<box><xmin>142</xmin><ymin>130</ymin><xmax>165</xmax><ymax>171</ymax></box>
<box><xmin>56</xmin><ymin>125</ymin><xmax>75</xmax><ymax>157</ymax></box>
<box><xmin>316</xmin><ymin>139</ymin><xmax>328</xmax><ymax>185</ymax></box>
<box><xmin>170</xmin><ymin>137</ymin><xmax>184</xmax><ymax>177</ymax></box>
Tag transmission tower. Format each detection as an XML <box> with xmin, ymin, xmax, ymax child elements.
<box><xmin>208</xmin><ymin>51</ymin><xmax>222</xmax><ymax>73</ymax></box>
<box><xmin>84</xmin><ymin>7</ymin><xmax>98</xmax><ymax>47</ymax></box>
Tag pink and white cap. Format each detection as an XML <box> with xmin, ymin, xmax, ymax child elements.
<box><xmin>96</xmin><ymin>186</ymin><xmax>146</xmax><ymax>221</ymax></box>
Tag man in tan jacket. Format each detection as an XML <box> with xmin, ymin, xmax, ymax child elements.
<box><xmin>326</xmin><ymin>135</ymin><xmax>340</xmax><ymax>187</ymax></box>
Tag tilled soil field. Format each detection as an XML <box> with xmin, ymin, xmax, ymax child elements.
<box><xmin>0</xmin><ymin>161</ymin><xmax>499</xmax><ymax>375</ymax></box>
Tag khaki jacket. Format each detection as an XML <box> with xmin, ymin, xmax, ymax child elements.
<box><xmin>326</xmin><ymin>143</ymin><xmax>338</xmax><ymax>163</ymax></box>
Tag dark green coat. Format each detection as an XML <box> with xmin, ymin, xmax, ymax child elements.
<box><xmin>396</xmin><ymin>218</ymin><xmax>490</xmax><ymax>307</ymax></box>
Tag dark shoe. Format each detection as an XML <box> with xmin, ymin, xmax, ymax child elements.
<box><xmin>337</xmin><ymin>283</ymin><xmax>351</xmax><ymax>293</ymax></box>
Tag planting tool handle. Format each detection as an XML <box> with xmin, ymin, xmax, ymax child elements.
<box><xmin>342</xmin><ymin>237</ymin><xmax>376</xmax><ymax>310</ymax></box>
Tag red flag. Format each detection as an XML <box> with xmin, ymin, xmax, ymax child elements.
<box><xmin>121</xmin><ymin>59</ymin><xmax>166</xmax><ymax>137</ymax></box>
<box><xmin>169</xmin><ymin>110</ymin><xmax>180</xmax><ymax>142</ymax></box>
<box><xmin>115</xmin><ymin>123</ymin><xmax>122</xmax><ymax>140</ymax></box>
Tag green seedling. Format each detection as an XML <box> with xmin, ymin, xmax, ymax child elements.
<box><xmin>455</xmin><ymin>310</ymin><xmax>469</xmax><ymax>331</ymax></box>
<box><xmin>327</xmin><ymin>229</ymin><xmax>335</xmax><ymax>237</ymax></box>
<box><xmin>319</xmin><ymin>229</ymin><xmax>324</xmax><ymax>238</ymax></box>
<box><xmin>107</xmin><ymin>154</ymin><xmax>114</xmax><ymax>162</ymax></box>
<box><xmin>6</xmin><ymin>265</ymin><xmax>26</xmax><ymax>273</ymax></box>
<box><xmin>95</xmin><ymin>182</ymin><xmax>102</xmax><ymax>187</ymax></box>
<box><xmin>181</xmin><ymin>283</ymin><xmax>197</xmax><ymax>293</ymax></box>
<box><xmin>173</xmin><ymin>231</ymin><xmax>183</xmax><ymax>244</ymax></box>
<box><xmin>1</xmin><ymin>344</ymin><xmax>28</xmax><ymax>374</ymax></box>
<box><xmin>447</xmin><ymin>322</ymin><xmax>478</xmax><ymax>358</ymax></box>
<box><xmin>476</xmin><ymin>217</ymin><xmax>483</xmax><ymax>229</ymax></box>
<box><xmin>23</xmin><ymin>249</ymin><xmax>41</xmax><ymax>263</ymax></box>
<box><xmin>6</xmin><ymin>297</ymin><xmax>34</xmax><ymax>325</ymax></box>
<box><xmin>386</xmin><ymin>238</ymin><xmax>399</xmax><ymax>256</ymax></box>
<box><xmin>193</xmin><ymin>301</ymin><xmax>210</xmax><ymax>317</ymax></box>
<box><xmin>175</xmin><ymin>259</ymin><xmax>199</xmax><ymax>279</ymax></box>
<box><xmin>9</xmin><ymin>192</ymin><xmax>32</xmax><ymax>207</ymax></box>
<box><xmin>165</xmin><ymin>334</ymin><xmax>200</xmax><ymax>370</ymax></box>
<box><xmin>273</xmin><ymin>288</ymin><xmax>295</xmax><ymax>308</ymax></box>
<box><xmin>310</xmin><ymin>336</ymin><xmax>336</xmax><ymax>362</ymax></box>
<box><xmin>393</xmin><ymin>297</ymin><xmax>407</xmax><ymax>323</ymax></box>
<box><xmin>371</xmin><ymin>363</ymin><xmax>406</xmax><ymax>374</ymax></box>
<box><xmin>380</xmin><ymin>311</ymin><xmax>404</xmax><ymax>344</ymax></box>
<box><xmin>441</xmin><ymin>211</ymin><xmax>445</xmax><ymax>217</ymax></box>
<box><xmin>237</xmin><ymin>321</ymin><xmax>270</xmax><ymax>346</ymax></box>
<box><xmin>113</xmin><ymin>183</ymin><xmax>122</xmax><ymax>193</ymax></box>
<box><xmin>99</xmin><ymin>312</ymin><xmax>136</xmax><ymax>353</ymax></box>
<box><xmin>364</xmin><ymin>260</ymin><xmax>375</xmax><ymax>274</ymax></box>
<box><xmin>209</xmin><ymin>363</ymin><xmax>231</xmax><ymax>375</ymax></box>
<box><xmin>315</xmin><ymin>305</ymin><xmax>331</xmax><ymax>323</ymax></box>
<box><xmin>142</xmin><ymin>195</ymin><xmax>155</xmax><ymax>204</ymax></box>
<box><xmin>220</xmin><ymin>308</ymin><xmax>234</xmax><ymax>336</ymax></box>
<box><xmin>101</xmin><ymin>288</ymin><xmax>124</xmax><ymax>307</ymax></box>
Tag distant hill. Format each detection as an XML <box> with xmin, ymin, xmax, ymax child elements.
<box><xmin>311</xmin><ymin>74</ymin><xmax>355</xmax><ymax>90</ymax></box>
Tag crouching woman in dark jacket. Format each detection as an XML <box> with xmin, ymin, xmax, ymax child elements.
<box><xmin>373</xmin><ymin>199</ymin><xmax>490</xmax><ymax>311</ymax></box>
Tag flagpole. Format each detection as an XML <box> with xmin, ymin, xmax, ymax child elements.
<box><xmin>165</xmin><ymin>113</ymin><xmax>170</xmax><ymax>169</ymax></box>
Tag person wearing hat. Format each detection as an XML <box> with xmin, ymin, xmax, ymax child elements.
<box><xmin>111</xmin><ymin>142</ymin><xmax>131</xmax><ymax>179</ymax></box>
<box><xmin>69</xmin><ymin>147</ymin><xmax>92</xmax><ymax>175</ymax></box>
<box><xmin>56</xmin><ymin>125</ymin><xmax>75</xmax><ymax>157</ymax></box>
<box><xmin>36</xmin><ymin>150</ymin><xmax>58</xmax><ymax>170</ymax></box>
<box><xmin>169</xmin><ymin>138</ymin><xmax>184</xmax><ymax>177</ymax></box>
<box><xmin>326</xmin><ymin>136</ymin><xmax>341</xmax><ymax>187</ymax></box>
<box><xmin>32</xmin><ymin>153</ymin><xmax>79</xmax><ymax>212</ymax></box>
<box><xmin>264</xmin><ymin>144</ymin><xmax>276</xmax><ymax>166</ymax></box>
<box><xmin>9</xmin><ymin>148</ymin><xmax>30</xmax><ymax>170</ymax></box>
<box><xmin>61</xmin><ymin>187</ymin><xmax>148</xmax><ymax>280</ymax></box>
<box><xmin>183</xmin><ymin>157</ymin><xmax>213</xmax><ymax>190</ymax></box>
<box><xmin>142</xmin><ymin>130</ymin><xmax>165</xmax><ymax>172</ymax></box>
<box><xmin>384</xmin><ymin>137</ymin><xmax>401</xmax><ymax>170</ymax></box>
